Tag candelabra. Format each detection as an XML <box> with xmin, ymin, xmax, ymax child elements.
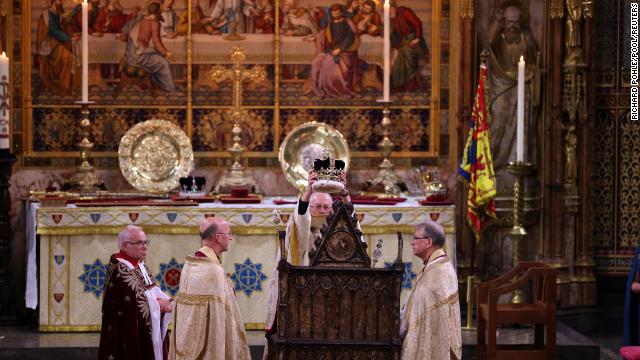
<box><xmin>462</xmin><ymin>275</ymin><xmax>476</xmax><ymax>330</ymax></box>
<box><xmin>67</xmin><ymin>102</ymin><xmax>104</xmax><ymax>192</ymax></box>
<box><xmin>370</xmin><ymin>101</ymin><xmax>401</xmax><ymax>194</ymax></box>
<box><xmin>506</xmin><ymin>161</ymin><xmax>535</xmax><ymax>304</ymax></box>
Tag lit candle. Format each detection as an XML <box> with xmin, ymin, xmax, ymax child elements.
<box><xmin>0</xmin><ymin>51</ymin><xmax>8</xmax><ymax>150</ymax></box>
<box><xmin>82</xmin><ymin>0</ymin><xmax>89</xmax><ymax>103</ymax></box>
<box><xmin>517</xmin><ymin>55</ymin><xmax>525</xmax><ymax>162</ymax></box>
<box><xmin>383</xmin><ymin>0</ymin><xmax>390</xmax><ymax>101</ymax></box>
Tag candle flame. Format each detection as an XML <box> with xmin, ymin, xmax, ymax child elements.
<box><xmin>83</xmin><ymin>0</ymin><xmax>88</xmax><ymax>4</ymax></box>
<box><xmin>384</xmin><ymin>0</ymin><xmax>390</xmax><ymax>6</ymax></box>
<box><xmin>519</xmin><ymin>55</ymin><xmax>524</xmax><ymax>63</ymax></box>
<box><xmin>0</xmin><ymin>52</ymin><xmax>6</xmax><ymax>58</ymax></box>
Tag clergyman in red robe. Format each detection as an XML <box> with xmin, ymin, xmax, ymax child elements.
<box><xmin>99</xmin><ymin>225</ymin><xmax>173</xmax><ymax>360</ymax></box>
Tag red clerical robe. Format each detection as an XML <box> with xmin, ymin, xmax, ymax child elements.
<box><xmin>99</xmin><ymin>253</ymin><xmax>171</xmax><ymax>360</ymax></box>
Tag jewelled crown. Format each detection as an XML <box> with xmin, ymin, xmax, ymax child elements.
<box><xmin>312</xmin><ymin>147</ymin><xmax>346</xmax><ymax>193</ymax></box>
<box><xmin>314</xmin><ymin>147</ymin><xmax>345</xmax><ymax>181</ymax></box>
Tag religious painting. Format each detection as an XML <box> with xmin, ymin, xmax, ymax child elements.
<box><xmin>188</xmin><ymin>0</ymin><xmax>276</xmax><ymax>107</ymax></box>
<box><xmin>276</xmin><ymin>0</ymin><xmax>433</xmax><ymax>107</ymax></box>
<box><xmin>23</xmin><ymin>0</ymin><xmax>446</xmax><ymax>158</ymax></box>
<box><xmin>30</xmin><ymin>0</ymin><xmax>187</xmax><ymax>105</ymax></box>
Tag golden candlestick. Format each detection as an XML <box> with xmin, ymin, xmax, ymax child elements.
<box><xmin>462</xmin><ymin>275</ymin><xmax>476</xmax><ymax>331</ymax></box>
<box><xmin>67</xmin><ymin>102</ymin><xmax>104</xmax><ymax>192</ymax></box>
<box><xmin>506</xmin><ymin>161</ymin><xmax>535</xmax><ymax>304</ymax></box>
<box><xmin>370</xmin><ymin>101</ymin><xmax>401</xmax><ymax>194</ymax></box>
<box><xmin>210</xmin><ymin>47</ymin><xmax>266</xmax><ymax>194</ymax></box>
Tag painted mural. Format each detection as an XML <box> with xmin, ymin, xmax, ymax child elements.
<box><xmin>26</xmin><ymin>0</ymin><xmax>438</xmax><ymax>154</ymax></box>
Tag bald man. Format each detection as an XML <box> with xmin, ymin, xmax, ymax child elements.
<box><xmin>169</xmin><ymin>218</ymin><xmax>250</xmax><ymax>360</ymax></box>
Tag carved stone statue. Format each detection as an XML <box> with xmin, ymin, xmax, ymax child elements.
<box><xmin>565</xmin><ymin>0</ymin><xmax>584</xmax><ymax>64</ymax></box>
<box><xmin>486</xmin><ymin>1</ymin><xmax>540</xmax><ymax>188</ymax></box>
<box><xmin>563</xmin><ymin>125</ymin><xmax>578</xmax><ymax>186</ymax></box>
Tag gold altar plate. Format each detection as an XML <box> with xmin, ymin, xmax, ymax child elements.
<box><xmin>118</xmin><ymin>119</ymin><xmax>194</xmax><ymax>193</ymax></box>
<box><xmin>279</xmin><ymin>122</ymin><xmax>350</xmax><ymax>190</ymax></box>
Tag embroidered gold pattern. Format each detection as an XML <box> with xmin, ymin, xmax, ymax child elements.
<box><xmin>408</xmin><ymin>292</ymin><xmax>460</xmax><ymax>331</ymax></box>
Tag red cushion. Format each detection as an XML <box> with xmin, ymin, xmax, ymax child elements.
<box><xmin>620</xmin><ymin>347</ymin><xmax>640</xmax><ymax>360</ymax></box>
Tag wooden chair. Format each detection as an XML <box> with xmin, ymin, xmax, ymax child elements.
<box><xmin>114</xmin><ymin>57</ymin><xmax>156</xmax><ymax>97</ymax></box>
<box><xmin>476</xmin><ymin>261</ymin><xmax>557</xmax><ymax>359</ymax></box>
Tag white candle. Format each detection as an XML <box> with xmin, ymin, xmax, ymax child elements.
<box><xmin>0</xmin><ymin>51</ymin><xmax>9</xmax><ymax>150</ymax></box>
<box><xmin>516</xmin><ymin>55</ymin><xmax>525</xmax><ymax>162</ymax></box>
<box><xmin>383</xmin><ymin>0</ymin><xmax>390</xmax><ymax>101</ymax></box>
<box><xmin>82</xmin><ymin>0</ymin><xmax>89</xmax><ymax>103</ymax></box>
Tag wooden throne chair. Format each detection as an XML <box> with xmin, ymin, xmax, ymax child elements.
<box><xmin>266</xmin><ymin>202</ymin><xmax>405</xmax><ymax>359</ymax></box>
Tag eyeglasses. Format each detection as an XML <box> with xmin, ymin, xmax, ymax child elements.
<box><xmin>216</xmin><ymin>233</ymin><xmax>233</xmax><ymax>238</ymax></box>
<box><xmin>411</xmin><ymin>237</ymin><xmax>430</xmax><ymax>242</ymax></box>
<box><xmin>311</xmin><ymin>205</ymin><xmax>332</xmax><ymax>210</ymax></box>
<box><xmin>125</xmin><ymin>240</ymin><xmax>150</xmax><ymax>246</ymax></box>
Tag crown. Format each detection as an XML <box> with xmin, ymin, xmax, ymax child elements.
<box><xmin>312</xmin><ymin>146</ymin><xmax>346</xmax><ymax>194</ymax></box>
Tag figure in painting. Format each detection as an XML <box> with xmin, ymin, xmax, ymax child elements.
<box><xmin>203</xmin><ymin>0</ymin><xmax>253</xmax><ymax>33</ymax></box>
<box><xmin>305</xmin><ymin>4</ymin><xmax>361</xmax><ymax>98</ymax></box>
<box><xmin>160</xmin><ymin>0</ymin><xmax>178</xmax><ymax>38</ymax></box>
<box><xmin>247</xmin><ymin>0</ymin><xmax>279</xmax><ymax>34</ymax></box>
<box><xmin>389</xmin><ymin>0</ymin><xmax>429</xmax><ymax>92</ymax></box>
<box><xmin>352</xmin><ymin>0</ymin><xmax>381</xmax><ymax>36</ymax></box>
<box><xmin>281</xmin><ymin>0</ymin><xmax>317</xmax><ymax>36</ymax></box>
<box><xmin>176</xmin><ymin>0</ymin><xmax>218</xmax><ymax>35</ymax></box>
<box><xmin>486</xmin><ymin>0</ymin><xmax>539</xmax><ymax>177</ymax></box>
<box><xmin>344</xmin><ymin>0</ymin><xmax>360</xmax><ymax>18</ymax></box>
<box><xmin>121</xmin><ymin>1</ymin><xmax>177</xmax><ymax>93</ymax></box>
<box><xmin>66</xmin><ymin>0</ymin><xmax>101</xmax><ymax>34</ymax></box>
<box><xmin>36</xmin><ymin>0</ymin><xmax>79</xmax><ymax>95</ymax></box>
<box><xmin>94</xmin><ymin>0</ymin><xmax>138</xmax><ymax>35</ymax></box>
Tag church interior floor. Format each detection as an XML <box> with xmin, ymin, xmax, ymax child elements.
<box><xmin>0</xmin><ymin>314</ymin><xmax>622</xmax><ymax>360</ymax></box>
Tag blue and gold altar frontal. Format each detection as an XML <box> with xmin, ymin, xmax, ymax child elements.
<box><xmin>30</xmin><ymin>198</ymin><xmax>455</xmax><ymax>331</ymax></box>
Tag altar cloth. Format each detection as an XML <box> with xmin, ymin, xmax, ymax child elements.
<box><xmin>26</xmin><ymin>197</ymin><xmax>455</xmax><ymax>331</ymax></box>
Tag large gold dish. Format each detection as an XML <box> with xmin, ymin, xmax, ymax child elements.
<box><xmin>279</xmin><ymin>122</ymin><xmax>350</xmax><ymax>190</ymax></box>
<box><xmin>118</xmin><ymin>119</ymin><xmax>194</xmax><ymax>193</ymax></box>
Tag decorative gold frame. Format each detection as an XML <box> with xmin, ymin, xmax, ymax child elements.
<box><xmin>19</xmin><ymin>0</ymin><xmax>454</xmax><ymax>163</ymax></box>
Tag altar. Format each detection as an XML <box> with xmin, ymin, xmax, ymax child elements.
<box><xmin>26</xmin><ymin>197</ymin><xmax>455</xmax><ymax>332</ymax></box>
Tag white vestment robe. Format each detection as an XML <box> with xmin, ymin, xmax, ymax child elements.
<box><xmin>401</xmin><ymin>248</ymin><xmax>462</xmax><ymax>360</ymax></box>
<box><xmin>265</xmin><ymin>199</ymin><xmax>363</xmax><ymax>331</ymax></box>
<box><xmin>265</xmin><ymin>200</ymin><xmax>318</xmax><ymax>331</ymax></box>
<box><xmin>169</xmin><ymin>246</ymin><xmax>250</xmax><ymax>360</ymax></box>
